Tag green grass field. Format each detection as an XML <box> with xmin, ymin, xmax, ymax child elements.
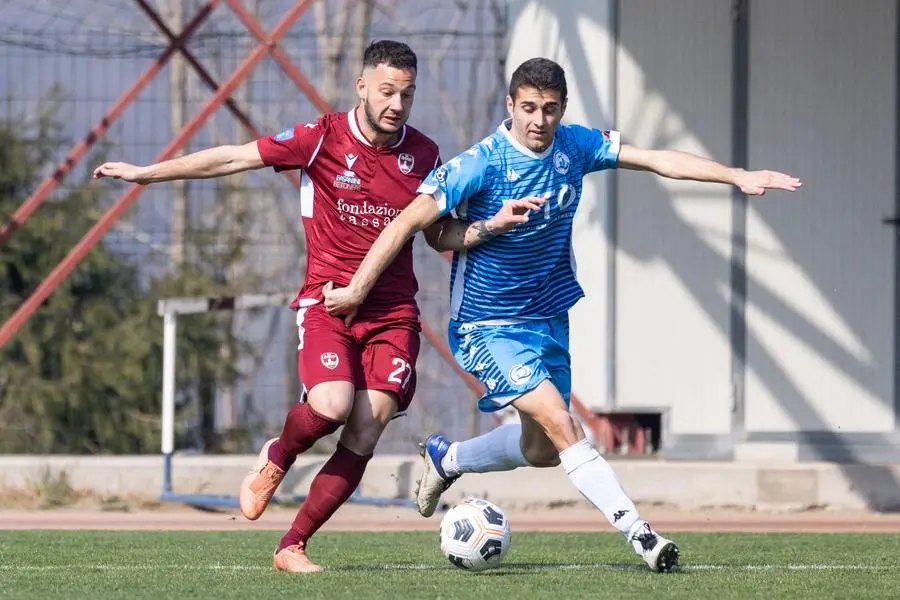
<box><xmin>1</xmin><ymin>531</ymin><xmax>898</xmax><ymax>599</ymax></box>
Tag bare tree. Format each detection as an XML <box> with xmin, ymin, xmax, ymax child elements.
<box><xmin>314</xmin><ymin>0</ymin><xmax>376</xmax><ymax>109</ymax></box>
<box><xmin>163</xmin><ymin>0</ymin><xmax>189</xmax><ymax>268</ymax></box>
<box><xmin>374</xmin><ymin>0</ymin><xmax>507</xmax><ymax>150</ymax></box>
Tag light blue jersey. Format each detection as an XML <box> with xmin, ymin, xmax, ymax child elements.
<box><xmin>418</xmin><ymin>119</ymin><xmax>620</xmax><ymax>323</ymax></box>
<box><xmin>419</xmin><ymin>119</ymin><xmax>620</xmax><ymax>409</ymax></box>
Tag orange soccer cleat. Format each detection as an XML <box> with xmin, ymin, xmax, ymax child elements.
<box><xmin>239</xmin><ymin>438</ymin><xmax>285</xmax><ymax>520</ymax></box>
<box><xmin>273</xmin><ymin>543</ymin><xmax>322</xmax><ymax>573</ymax></box>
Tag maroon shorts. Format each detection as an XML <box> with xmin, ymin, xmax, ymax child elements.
<box><xmin>295</xmin><ymin>303</ymin><xmax>421</xmax><ymax>411</ymax></box>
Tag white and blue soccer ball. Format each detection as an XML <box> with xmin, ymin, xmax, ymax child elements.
<box><xmin>439</xmin><ymin>497</ymin><xmax>511</xmax><ymax>572</ymax></box>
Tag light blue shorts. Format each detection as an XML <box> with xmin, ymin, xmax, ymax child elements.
<box><xmin>448</xmin><ymin>314</ymin><xmax>571</xmax><ymax>413</ymax></box>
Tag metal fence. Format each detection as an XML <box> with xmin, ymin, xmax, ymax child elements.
<box><xmin>0</xmin><ymin>0</ymin><xmax>509</xmax><ymax>454</ymax></box>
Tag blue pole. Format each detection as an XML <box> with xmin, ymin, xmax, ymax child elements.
<box><xmin>163</xmin><ymin>452</ymin><xmax>173</xmax><ymax>494</ymax></box>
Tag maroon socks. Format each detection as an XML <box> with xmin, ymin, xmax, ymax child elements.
<box><xmin>278</xmin><ymin>443</ymin><xmax>372</xmax><ymax>550</ymax></box>
<box><xmin>268</xmin><ymin>402</ymin><xmax>342</xmax><ymax>471</ymax></box>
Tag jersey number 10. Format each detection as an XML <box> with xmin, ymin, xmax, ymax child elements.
<box><xmin>538</xmin><ymin>184</ymin><xmax>575</xmax><ymax>219</ymax></box>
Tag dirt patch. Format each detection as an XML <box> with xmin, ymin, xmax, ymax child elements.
<box><xmin>2</xmin><ymin>504</ymin><xmax>899</xmax><ymax>533</ymax></box>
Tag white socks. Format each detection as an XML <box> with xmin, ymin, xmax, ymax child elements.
<box><xmin>441</xmin><ymin>424</ymin><xmax>530</xmax><ymax>477</ymax></box>
<box><xmin>559</xmin><ymin>438</ymin><xmax>642</xmax><ymax>539</ymax></box>
<box><xmin>439</xmin><ymin>427</ymin><xmax>646</xmax><ymax>552</ymax></box>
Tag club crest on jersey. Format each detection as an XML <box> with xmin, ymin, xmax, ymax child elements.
<box><xmin>434</xmin><ymin>166</ymin><xmax>448</xmax><ymax>182</ymax></box>
<box><xmin>397</xmin><ymin>152</ymin><xmax>415</xmax><ymax>175</ymax></box>
<box><xmin>320</xmin><ymin>352</ymin><xmax>339</xmax><ymax>370</ymax></box>
<box><xmin>508</xmin><ymin>364</ymin><xmax>533</xmax><ymax>386</ymax></box>
<box><xmin>553</xmin><ymin>150</ymin><xmax>570</xmax><ymax>175</ymax></box>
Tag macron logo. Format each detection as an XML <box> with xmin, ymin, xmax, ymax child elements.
<box><xmin>345</xmin><ymin>153</ymin><xmax>358</xmax><ymax>170</ymax></box>
<box><xmin>506</xmin><ymin>167</ymin><xmax>520</xmax><ymax>182</ymax></box>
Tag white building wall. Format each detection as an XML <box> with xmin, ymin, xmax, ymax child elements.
<box><xmin>507</xmin><ymin>0</ymin><xmax>618</xmax><ymax>409</ymax></box>
<box><xmin>506</xmin><ymin>0</ymin><xmax>899</xmax><ymax>452</ymax></box>
<box><xmin>744</xmin><ymin>0</ymin><xmax>898</xmax><ymax>433</ymax></box>
<box><xmin>614</xmin><ymin>0</ymin><xmax>735</xmax><ymax>436</ymax></box>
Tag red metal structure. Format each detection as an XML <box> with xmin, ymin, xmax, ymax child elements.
<box><xmin>0</xmin><ymin>0</ymin><xmax>220</xmax><ymax>247</ymax></box>
<box><xmin>0</xmin><ymin>0</ymin><xmax>605</xmax><ymax>445</ymax></box>
<box><xmin>0</xmin><ymin>0</ymin><xmax>313</xmax><ymax>348</ymax></box>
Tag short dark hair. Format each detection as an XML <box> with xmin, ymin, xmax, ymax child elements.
<box><xmin>508</xmin><ymin>58</ymin><xmax>567</xmax><ymax>102</ymax></box>
<box><xmin>362</xmin><ymin>40</ymin><xmax>417</xmax><ymax>72</ymax></box>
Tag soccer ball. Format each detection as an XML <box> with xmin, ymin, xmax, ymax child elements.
<box><xmin>439</xmin><ymin>497</ymin><xmax>511</xmax><ymax>572</ymax></box>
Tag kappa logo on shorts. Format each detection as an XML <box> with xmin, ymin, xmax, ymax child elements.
<box><xmin>508</xmin><ymin>364</ymin><xmax>533</xmax><ymax>386</ymax></box>
<box><xmin>320</xmin><ymin>352</ymin><xmax>340</xmax><ymax>370</ymax></box>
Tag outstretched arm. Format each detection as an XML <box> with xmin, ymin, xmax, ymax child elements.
<box><xmin>617</xmin><ymin>144</ymin><xmax>802</xmax><ymax>195</ymax></box>
<box><xmin>93</xmin><ymin>141</ymin><xmax>265</xmax><ymax>184</ymax></box>
<box><xmin>423</xmin><ymin>197</ymin><xmax>546</xmax><ymax>252</ymax></box>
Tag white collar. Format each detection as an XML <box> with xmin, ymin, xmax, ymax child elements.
<box><xmin>348</xmin><ymin>108</ymin><xmax>407</xmax><ymax>148</ymax></box>
<box><xmin>498</xmin><ymin>119</ymin><xmax>554</xmax><ymax>159</ymax></box>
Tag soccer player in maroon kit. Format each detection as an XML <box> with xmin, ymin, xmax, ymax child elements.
<box><xmin>93</xmin><ymin>40</ymin><xmax>533</xmax><ymax>573</ymax></box>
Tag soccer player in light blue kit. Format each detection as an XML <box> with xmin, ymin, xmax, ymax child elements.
<box><xmin>324</xmin><ymin>58</ymin><xmax>802</xmax><ymax>572</ymax></box>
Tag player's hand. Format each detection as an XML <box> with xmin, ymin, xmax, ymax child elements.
<box><xmin>92</xmin><ymin>162</ymin><xmax>150</xmax><ymax>184</ymax></box>
<box><xmin>487</xmin><ymin>196</ymin><xmax>547</xmax><ymax>233</ymax></box>
<box><xmin>734</xmin><ymin>169</ymin><xmax>802</xmax><ymax>196</ymax></box>
<box><xmin>323</xmin><ymin>281</ymin><xmax>361</xmax><ymax>326</ymax></box>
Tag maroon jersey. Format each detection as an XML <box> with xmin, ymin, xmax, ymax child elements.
<box><xmin>257</xmin><ymin>110</ymin><xmax>441</xmax><ymax>317</ymax></box>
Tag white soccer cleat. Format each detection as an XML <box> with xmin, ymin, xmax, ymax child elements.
<box><xmin>414</xmin><ymin>434</ymin><xmax>459</xmax><ymax>517</ymax></box>
<box><xmin>631</xmin><ymin>522</ymin><xmax>680</xmax><ymax>573</ymax></box>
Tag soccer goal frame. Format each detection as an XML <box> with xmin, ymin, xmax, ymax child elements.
<box><xmin>156</xmin><ymin>291</ymin><xmax>416</xmax><ymax>510</ymax></box>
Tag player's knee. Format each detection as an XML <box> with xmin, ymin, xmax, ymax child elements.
<box><xmin>531</xmin><ymin>409</ymin><xmax>582</xmax><ymax>450</ymax></box>
<box><xmin>306</xmin><ymin>383</ymin><xmax>355</xmax><ymax>422</ymax></box>
<box><xmin>543</xmin><ymin>409</ymin><xmax>579</xmax><ymax>437</ymax></box>
<box><xmin>339</xmin><ymin>421</ymin><xmax>386</xmax><ymax>455</ymax></box>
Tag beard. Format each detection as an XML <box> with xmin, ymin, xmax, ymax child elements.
<box><xmin>363</xmin><ymin>100</ymin><xmax>404</xmax><ymax>135</ymax></box>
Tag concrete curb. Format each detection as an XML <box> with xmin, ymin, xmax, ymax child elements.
<box><xmin>3</xmin><ymin>455</ymin><xmax>900</xmax><ymax>511</ymax></box>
